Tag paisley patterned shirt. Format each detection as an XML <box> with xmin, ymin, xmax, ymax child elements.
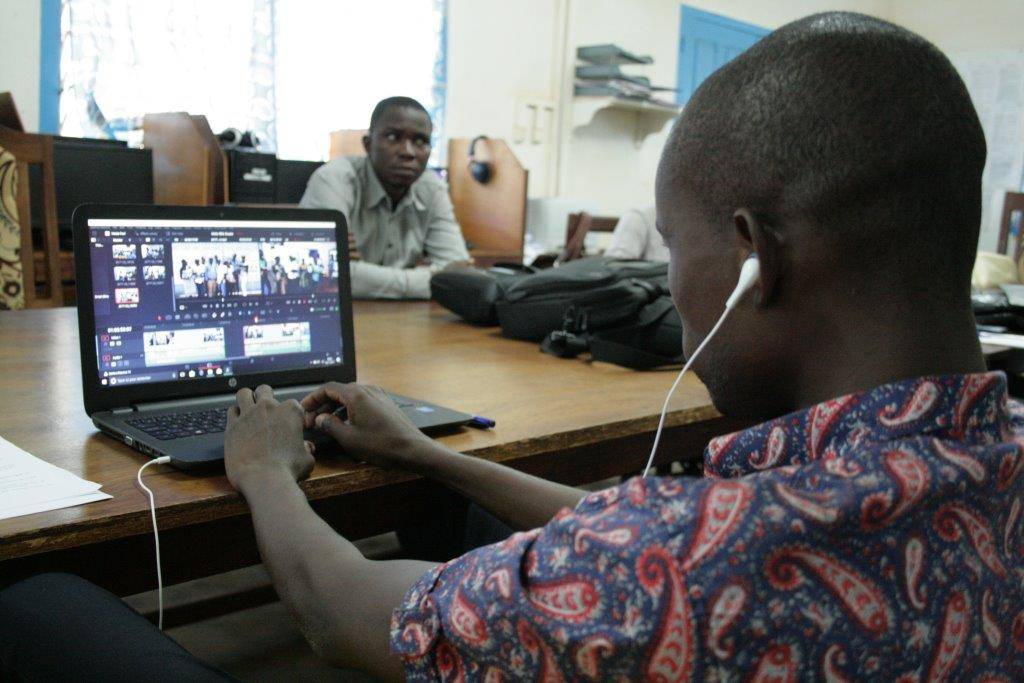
<box><xmin>390</xmin><ymin>372</ymin><xmax>1024</xmax><ymax>681</ymax></box>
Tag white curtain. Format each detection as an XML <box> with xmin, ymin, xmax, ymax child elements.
<box><xmin>59</xmin><ymin>0</ymin><xmax>447</xmax><ymax>161</ymax></box>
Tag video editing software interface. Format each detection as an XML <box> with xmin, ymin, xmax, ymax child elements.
<box><xmin>88</xmin><ymin>218</ymin><xmax>344</xmax><ymax>388</ymax></box>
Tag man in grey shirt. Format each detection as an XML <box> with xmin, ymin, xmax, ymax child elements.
<box><xmin>300</xmin><ymin>97</ymin><xmax>470</xmax><ymax>299</ymax></box>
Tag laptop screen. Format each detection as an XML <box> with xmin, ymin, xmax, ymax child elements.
<box><xmin>86</xmin><ymin>217</ymin><xmax>343</xmax><ymax>388</ymax></box>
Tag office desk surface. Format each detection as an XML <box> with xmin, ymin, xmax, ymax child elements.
<box><xmin>0</xmin><ymin>302</ymin><xmax>728</xmax><ymax>582</ymax></box>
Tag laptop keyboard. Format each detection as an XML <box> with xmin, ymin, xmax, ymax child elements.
<box><xmin>127</xmin><ymin>408</ymin><xmax>227</xmax><ymax>441</ymax></box>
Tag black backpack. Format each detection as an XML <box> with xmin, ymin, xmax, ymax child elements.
<box><xmin>494</xmin><ymin>257</ymin><xmax>668</xmax><ymax>340</ymax></box>
<box><xmin>429</xmin><ymin>263</ymin><xmax>537</xmax><ymax>325</ymax></box>
<box><xmin>431</xmin><ymin>257</ymin><xmax>683</xmax><ymax>369</ymax></box>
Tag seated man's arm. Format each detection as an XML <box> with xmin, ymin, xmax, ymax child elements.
<box><xmin>224</xmin><ymin>386</ymin><xmax>432</xmax><ymax>681</ymax></box>
<box><xmin>348</xmin><ymin>260</ymin><xmax>432</xmax><ymax>300</ymax></box>
<box><xmin>304</xmin><ymin>383</ymin><xmax>585</xmax><ymax>530</ymax></box>
<box><xmin>422</xmin><ymin>186</ymin><xmax>471</xmax><ymax>269</ymax></box>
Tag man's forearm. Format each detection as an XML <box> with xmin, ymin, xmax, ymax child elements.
<box><xmin>405</xmin><ymin>441</ymin><xmax>586</xmax><ymax>530</ymax></box>
<box><xmin>350</xmin><ymin>261</ymin><xmax>431</xmax><ymax>299</ymax></box>
<box><xmin>242</xmin><ymin>474</ymin><xmax>434</xmax><ymax>681</ymax></box>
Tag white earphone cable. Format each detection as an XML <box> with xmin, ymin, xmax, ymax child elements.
<box><xmin>642</xmin><ymin>306</ymin><xmax>734</xmax><ymax>478</ymax></box>
<box><xmin>643</xmin><ymin>254</ymin><xmax>761</xmax><ymax>478</ymax></box>
<box><xmin>136</xmin><ymin>456</ymin><xmax>172</xmax><ymax>630</ymax></box>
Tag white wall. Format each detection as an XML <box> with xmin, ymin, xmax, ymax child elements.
<box><xmin>889</xmin><ymin>0</ymin><xmax>1024</xmax><ymax>53</ymax></box>
<box><xmin>446</xmin><ymin>0</ymin><xmax>563</xmax><ymax>194</ymax></box>
<box><xmin>558</xmin><ymin>0</ymin><xmax>894</xmax><ymax>216</ymax></box>
<box><xmin>0</xmin><ymin>0</ymin><xmax>42</xmax><ymax>131</ymax></box>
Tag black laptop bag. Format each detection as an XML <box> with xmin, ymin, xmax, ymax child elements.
<box><xmin>494</xmin><ymin>257</ymin><xmax>670</xmax><ymax>341</ymax></box>
<box><xmin>430</xmin><ymin>263</ymin><xmax>536</xmax><ymax>325</ymax></box>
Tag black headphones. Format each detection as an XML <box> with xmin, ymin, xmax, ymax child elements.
<box><xmin>217</xmin><ymin>128</ymin><xmax>261</xmax><ymax>150</ymax></box>
<box><xmin>467</xmin><ymin>135</ymin><xmax>493</xmax><ymax>184</ymax></box>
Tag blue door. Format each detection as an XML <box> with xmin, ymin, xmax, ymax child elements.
<box><xmin>677</xmin><ymin>6</ymin><xmax>769</xmax><ymax>105</ymax></box>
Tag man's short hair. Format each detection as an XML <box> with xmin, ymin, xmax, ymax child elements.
<box><xmin>368</xmin><ymin>96</ymin><xmax>431</xmax><ymax>132</ymax></box>
<box><xmin>663</xmin><ymin>12</ymin><xmax>986</xmax><ymax>291</ymax></box>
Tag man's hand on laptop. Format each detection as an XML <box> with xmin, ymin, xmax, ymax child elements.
<box><xmin>224</xmin><ymin>385</ymin><xmax>315</xmax><ymax>497</ymax></box>
<box><xmin>301</xmin><ymin>382</ymin><xmax>433</xmax><ymax>468</ymax></box>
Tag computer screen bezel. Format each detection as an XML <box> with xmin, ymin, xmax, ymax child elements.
<box><xmin>73</xmin><ymin>203</ymin><xmax>356</xmax><ymax>415</ymax></box>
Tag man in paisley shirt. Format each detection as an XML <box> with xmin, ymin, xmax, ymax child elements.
<box><xmin>3</xmin><ymin>11</ymin><xmax>1022</xmax><ymax>683</ymax></box>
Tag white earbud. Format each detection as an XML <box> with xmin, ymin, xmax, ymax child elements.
<box><xmin>642</xmin><ymin>254</ymin><xmax>760</xmax><ymax>477</ymax></box>
<box><xmin>726</xmin><ymin>254</ymin><xmax>761</xmax><ymax>309</ymax></box>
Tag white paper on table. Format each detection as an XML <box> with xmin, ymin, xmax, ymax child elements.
<box><xmin>0</xmin><ymin>436</ymin><xmax>112</xmax><ymax>520</ymax></box>
<box><xmin>979</xmin><ymin>331</ymin><xmax>1024</xmax><ymax>349</ymax></box>
<box><xmin>0</xmin><ymin>492</ymin><xmax>112</xmax><ymax>521</ymax></box>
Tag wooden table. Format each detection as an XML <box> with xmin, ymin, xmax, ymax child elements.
<box><xmin>0</xmin><ymin>302</ymin><xmax>735</xmax><ymax>595</ymax></box>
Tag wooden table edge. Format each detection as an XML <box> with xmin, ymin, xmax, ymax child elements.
<box><xmin>0</xmin><ymin>404</ymin><xmax>725</xmax><ymax>561</ymax></box>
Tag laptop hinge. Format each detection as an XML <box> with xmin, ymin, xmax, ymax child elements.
<box><xmin>110</xmin><ymin>407</ymin><xmax>136</xmax><ymax>416</ymax></box>
<box><xmin>134</xmin><ymin>393</ymin><xmax>235</xmax><ymax>413</ymax></box>
<box><xmin>132</xmin><ymin>384</ymin><xmax>320</xmax><ymax>413</ymax></box>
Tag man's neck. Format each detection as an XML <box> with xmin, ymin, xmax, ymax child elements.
<box><xmin>787</xmin><ymin>303</ymin><xmax>986</xmax><ymax>411</ymax></box>
<box><xmin>382</xmin><ymin>184</ymin><xmax>408</xmax><ymax>210</ymax></box>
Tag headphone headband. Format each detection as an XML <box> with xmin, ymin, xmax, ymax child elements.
<box><xmin>468</xmin><ymin>134</ymin><xmax>489</xmax><ymax>158</ymax></box>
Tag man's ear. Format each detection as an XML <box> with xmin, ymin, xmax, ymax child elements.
<box><xmin>362</xmin><ymin>134</ymin><xmax>372</xmax><ymax>156</ymax></box>
<box><xmin>733</xmin><ymin>208</ymin><xmax>782</xmax><ymax>306</ymax></box>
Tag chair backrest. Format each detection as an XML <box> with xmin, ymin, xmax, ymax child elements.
<box><xmin>998</xmin><ymin>191</ymin><xmax>1024</xmax><ymax>262</ymax></box>
<box><xmin>329</xmin><ymin>130</ymin><xmax>368</xmax><ymax>159</ymax></box>
<box><xmin>558</xmin><ymin>211</ymin><xmax>620</xmax><ymax>264</ymax></box>
<box><xmin>0</xmin><ymin>127</ymin><xmax>62</xmax><ymax>308</ymax></box>
<box><xmin>447</xmin><ymin>137</ymin><xmax>527</xmax><ymax>261</ymax></box>
<box><xmin>143</xmin><ymin>112</ymin><xmax>225</xmax><ymax>205</ymax></box>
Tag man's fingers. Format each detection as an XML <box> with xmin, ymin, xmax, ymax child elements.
<box><xmin>314</xmin><ymin>412</ymin><xmax>353</xmax><ymax>446</ymax></box>
<box><xmin>303</xmin><ymin>403</ymin><xmax>336</xmax><ymax>428</ymax></box>
<box><xmin>226</xmin><ymin>406</ymin><xmax>240</xmax><ymax>425</ymax></box>
<box><xmin>299</xmin><ymin>384</ymin><xmax>335</xmax><ymax>411</ymax></box>
<box><xmin>304</xmin><ymin>439</ymin><xmax>316</xmax><ymax>455</ymax></box>
<box><xmin>301</xmin><ymin>382</ymin><xmax>360</xmax><ymax>412</ymax></box>
<box><xmin>236</xmin><ymin>388</ymin><xmax>255</xmax><ymax>412</ymax></box>
<box><xmin>255</xmin><ymin>384</ymin><xmax>276</xmax><ymax>404</ymax></box>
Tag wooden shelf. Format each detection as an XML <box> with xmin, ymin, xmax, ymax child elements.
<box><xmin>572</xmin><ymin>96</ymin><xmax>680</xmax><ymax>147</ymax></box>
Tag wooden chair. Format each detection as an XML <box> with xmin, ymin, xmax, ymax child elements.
<box><xmin>329</xmin><ymin>129</ymin><xmax>368</xmax><ymax>159</ymax></box>
<box><xmin>143</xmin><ymin>113</ymin><xmax>226</xmax><ymax>205</ymax></box>
<box><xmin>0</xmin><ymin>126</ymin><xmax>62</xmax><ymax>308</ymax></box>
<box><xmin>557</xmin><ymin>211</ymin><xmax>619</xmax><ymax>264</ymax></box>
<box><xmin>998</xmin><ymin>191</ymin><xmax>1024</xmax><ymax>263</ymax></box>
<box><xmin>447</xmin><ymin>137</ymin><xmax>527</xmax><ymax>266</ymax></box>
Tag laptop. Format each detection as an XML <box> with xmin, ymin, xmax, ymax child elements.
<box><xmin>73</xmin><ymin>204</ymin><xmax>472</xmax><ymax>469</ymax></box>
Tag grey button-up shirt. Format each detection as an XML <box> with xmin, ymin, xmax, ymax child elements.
<box><xmin>299</xmin><ymin>156</ymin><xmax>470</xmax><ymax>299</ymax></box>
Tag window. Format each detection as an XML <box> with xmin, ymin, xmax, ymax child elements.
<box><xmin>57</xmin><ymin>0</ymin><xmax>447</xmax><ymax>160</ymax></box>
<box><xmin>676</xmin><ymin>6</ymin><xmax>768</xmax><ymax>104</ymax></box>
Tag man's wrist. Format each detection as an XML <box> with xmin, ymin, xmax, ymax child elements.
<box><xmin>235</xmin><ymin>466</ymin><xmax>300</xmax><ymax>502</ymax></box>
<box><xmin>404</xmin><ymin>436</ymin><xmax>454</xmax><ymax>474</ymax></box>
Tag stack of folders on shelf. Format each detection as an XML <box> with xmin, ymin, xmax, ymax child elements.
<box><xmin>0</xmin><ymin>436</ymin><xmax>111</xmax><ymax>521</ymax></box>
<box><xmin>574</xmin><ymin>44</ymin><xmax>677</xmax><ymax>107</ymax></box>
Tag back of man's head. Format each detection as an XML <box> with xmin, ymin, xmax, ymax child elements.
<box><xmin>662</xmin><ymin>12</ymin><xmax>985</xmax><ymax>294</ymax></box>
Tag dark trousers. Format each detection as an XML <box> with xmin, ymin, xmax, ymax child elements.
<box><xmin>0</xmin><ymin>573</ymin><xmax>234</xmax><ymax>682</ymax></box>
<box><xmin>395</xmin><ymin>489</ymin><xmax>516</xmax><ymax>562</ymax></box>
<box><xmin>0</xmin><ymin>505</ymin><xmax>513</xmax><ymax>681</ymax></box>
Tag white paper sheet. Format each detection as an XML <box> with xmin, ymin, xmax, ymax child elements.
<box><xmin>979</xmin><ymin>331</ymin><xmax>1024</xmax><ymax>349</ymax></box>
<box><xmin>0</xmin><ymin>436</ymin><xmax>111</xmax><ymax>521</ymax></box>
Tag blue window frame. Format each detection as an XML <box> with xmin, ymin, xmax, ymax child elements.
<box><xmin>677</xmin><ymin>6</ymin><xmax>769</xmax><ymax>105</ymax></box>
<box><xmin>39</xmin><ymin>0</ymin><xmax>61</xmax><ymax>133</ymax></box>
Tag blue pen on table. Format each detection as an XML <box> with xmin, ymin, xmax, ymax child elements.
<box><xmin>468</xmin><ymin>415</ymin><xmax>496</xmax><ymax>429</ymax></box>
